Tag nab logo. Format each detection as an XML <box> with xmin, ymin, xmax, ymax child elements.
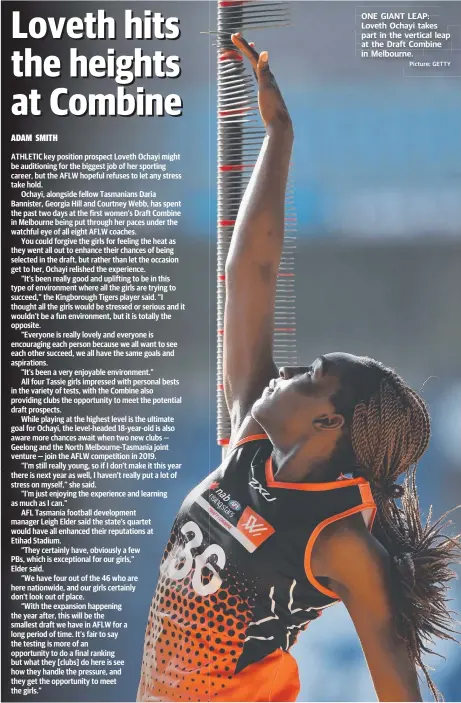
<box><xmin>237</xmin><ymin>507</ymin><xmax>275</xmax><ymax>548</ymax></box>
<box><xmin>209</xmin><ymin>481</ymin><xmax>220</xmax><ymax>490</ymax></box>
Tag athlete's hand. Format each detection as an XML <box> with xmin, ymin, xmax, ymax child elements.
<box><xmin>231</xmin><ymin>33</ymin><xmax>292</xmax><ymax>135</ymax></box>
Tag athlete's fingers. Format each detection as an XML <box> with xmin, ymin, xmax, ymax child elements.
<box><xmin>256</xmin><ymin>51</ymin><xmax>271</xmax><ymax>84</ymax></box>
<box><xmin>232</xmin><ymin>33</ymin><xmax>271</xmax><ymax>89</ymax></box>
<box><xmin>257</xmin><ymin>51</ymin><xmax>287</xmax><ymax>109</ymax></box>
<box><xmin>248</xmin><ymin>42</ymin><xmax>258</xmax><ymax>80</ymax></box>
<box><xmin>231</xmin><ymin>33</ymin><xmax>289</xmax><ymax>125</ymax></box>
<box><xmin>231</xmin><ymin>33</ymin><xmax>259</xmax><ymax>69</ymax></box>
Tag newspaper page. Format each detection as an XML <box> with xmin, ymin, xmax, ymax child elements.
<box><xmin>2</xmin><ymin>2</ymin><xmax>461</xmax><ymax>702</ymax></box>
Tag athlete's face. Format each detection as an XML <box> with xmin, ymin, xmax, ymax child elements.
<box><xmin>252</xmin><ymin>353</ymin><xmax>366</xmax><ymax>451</ymax></box>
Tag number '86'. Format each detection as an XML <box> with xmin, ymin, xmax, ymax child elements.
<box><xmin>166</xmin><ymin>520</ymin><xmax>226</xmax><ymax>596</ymax></box>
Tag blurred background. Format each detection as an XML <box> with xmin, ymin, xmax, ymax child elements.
<box><xmin>4</xmin><ymin>1</ymin><xmax>461</xmax><ymax>701</ymax></box>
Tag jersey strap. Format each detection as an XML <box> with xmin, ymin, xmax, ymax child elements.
<box><xmin>231</xmin><ymin>433</ymin><xmax>269</xmax><ymax>450</ymax></box>
<box><xmin>265</xmin><ymin>456</ymin><xmax>373</xmax><ymax>492</ymax></box>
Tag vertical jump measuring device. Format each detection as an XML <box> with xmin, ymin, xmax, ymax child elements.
<box><xmin>215</xmin><ymin>1</ymin><xmax>297</xmax><ymax>454</ymax></box>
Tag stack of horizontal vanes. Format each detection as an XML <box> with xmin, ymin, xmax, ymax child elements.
<box><xmin>216</xmin><ymin>1</ymin><xmax>297</xmax><ymax>450</ymax></box>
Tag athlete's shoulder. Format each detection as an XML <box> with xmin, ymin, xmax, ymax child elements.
<box><xmin>318</xmin><ymin>510</ymin><xmax>386</xmax><ymax>558</ymax></box>
<box><xmin>314</xmin><ymin>512</ymin><xmax>392</xmax><ymax>596</ymax></box>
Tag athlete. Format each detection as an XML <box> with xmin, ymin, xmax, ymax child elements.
<box><xmin>137</xmin><ymin>34</ymin><xmax>460</xmax><ymax>702</ymax></box>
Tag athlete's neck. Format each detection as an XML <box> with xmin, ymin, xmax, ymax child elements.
<box><xmin>271</xmin><ymin>442</ymin><xmax>341</xmax><ymax>484</ymax></box>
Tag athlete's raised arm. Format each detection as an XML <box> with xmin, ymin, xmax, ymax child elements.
<box><xmin>223</xmin><ymin>34</ymin><xmax>293</xmax><ymax>434</ymax></box>
<box><xmin>314</xmin><ymin>517</ymin><xmax>422</xmax><ymax>702</ymax></box>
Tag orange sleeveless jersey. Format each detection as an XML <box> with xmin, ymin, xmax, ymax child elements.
<box><xmin>137</xmin><ymin>436</ymin><xmax>376</xmax><ymax>702</ymax></box>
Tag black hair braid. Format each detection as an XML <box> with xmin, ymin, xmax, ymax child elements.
<box><xmin>349</xmin><ymin>364</ymin><xmax>460</xmax><ymax>700</ymax></box>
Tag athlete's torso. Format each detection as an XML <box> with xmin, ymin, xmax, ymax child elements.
<box><xmin>137</xmin><ymin>436</ymin><xmax>376</xmax><ymax>702</ymax></box>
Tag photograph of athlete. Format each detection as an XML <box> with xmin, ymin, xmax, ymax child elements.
<box><xmin>137</xmin><ymin>34</ymin><xmax>460</xmax><ymax>702</ymax></box>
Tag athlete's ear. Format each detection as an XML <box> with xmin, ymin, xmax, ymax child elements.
<box><xmin>312</xmin><ymin>414</ymin><xmax>344</xmax><ymax>431</ymax></box>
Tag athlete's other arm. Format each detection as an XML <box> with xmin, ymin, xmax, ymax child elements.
<box><xmin>224</xmin><ymin>35</ymin><xmax>293</xmax><ymax>436</ymax></box>
<box><xmin>313</xmin><ymin>517</ymin><xmax>422</xmax><ymax>702</ymax></box>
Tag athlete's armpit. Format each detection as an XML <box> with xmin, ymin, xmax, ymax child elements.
<box><xmin>305</xmin><ymin>501</ymin><xmax>376</xmax><ymax>600</ymax></box>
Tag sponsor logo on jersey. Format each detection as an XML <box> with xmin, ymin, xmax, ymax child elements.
<box><xmin>196</xmin><ymin>496</ymin><xmax>260</xmax><ymax>552</ymax></box>
<box><xmin>228</xmin><ymin>500</ymin><xmax>241</xmax><ymax>511</ymax></box>
<box><xmin>248</xmin><ymin>476</ymin><xmax>277</xmax><ymax>502</ymax></box>
<box><xmin>208</xmin><ymin>485</ymin><xmax>242</xmax><ymax>517</ymax></box>
<box><xmin>209</xmin><ymin>493</ymin><xmax>236</xmax><ymax>518</ymax></box>
<box><xmin>237</xmin><ymin>507</ymin><xmax>275</xmax><ymax>548</ymax></box>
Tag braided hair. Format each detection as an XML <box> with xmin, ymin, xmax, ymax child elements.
<box><xmin>333</xmin><ymin>358</ymin><xmax>460</xmax><ymax>700</ymax></box>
